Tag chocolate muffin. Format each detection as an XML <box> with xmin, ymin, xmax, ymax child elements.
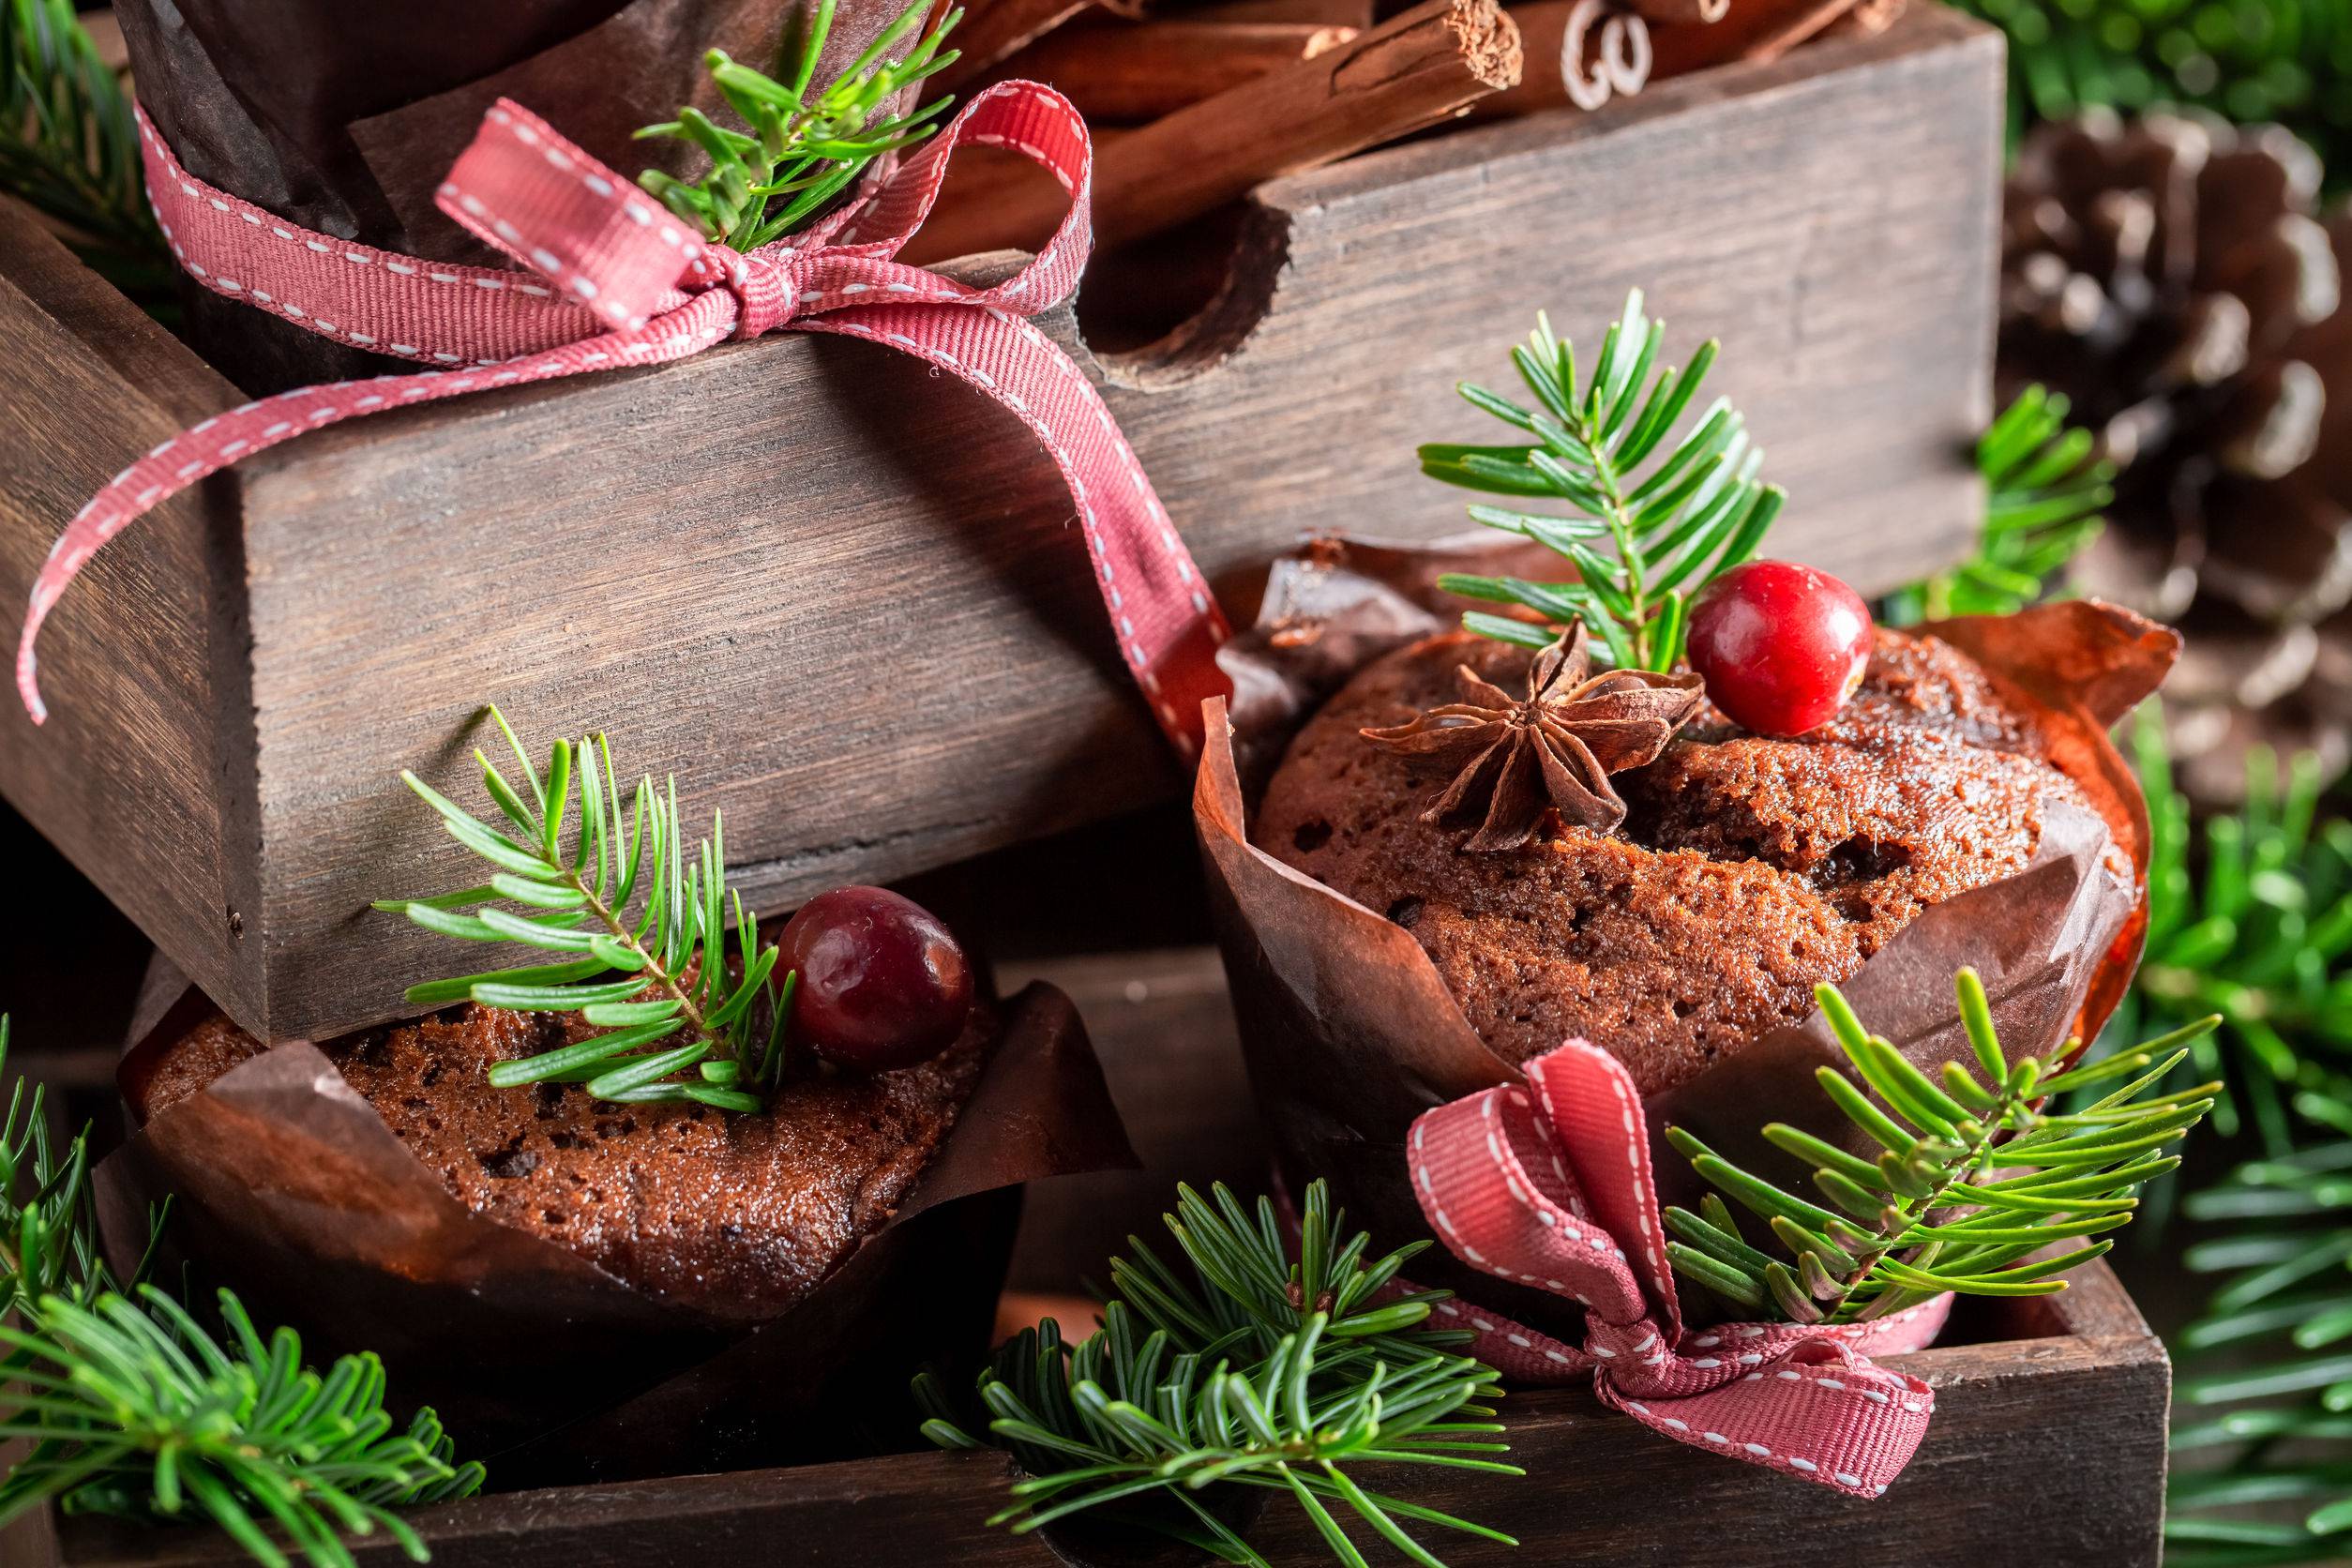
<box><xmin>133</xmin><ymin>1001</ymin><xmax>989</xmax><ymax>1319</ymax></box>
<box><xmin>1254</xmin><ymin>626</ymin><xmax>2115</xmax><ymax>1092</ymax></box>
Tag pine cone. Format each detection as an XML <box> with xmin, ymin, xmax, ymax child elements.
<box><xmin>2000</xmin><ymin>108</ymin><xmax>2352</xmax><ymax>802</ymax></box>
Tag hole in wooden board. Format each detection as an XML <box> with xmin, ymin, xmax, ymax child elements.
<box><xmin>898</xmin><ymin>134</ymin><xmax>1286</xmax><ymax>387</ymax></box>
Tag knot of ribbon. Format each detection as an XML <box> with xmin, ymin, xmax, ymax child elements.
<box><xmin>20</xmin><ymin>83</ymin><xmax>1231</xmax><ymax>752</ymax></box>
<box><xmin>1408</xmin><ymin>1040</ymin><xmax>1949</xmax><ymax>1498</ymax></box>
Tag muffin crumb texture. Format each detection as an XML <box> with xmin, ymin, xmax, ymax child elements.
<box><xmin>1254</xmin><ymin>628</ymin><xmax>2106</xmax><ymax>1092</ymax></box>
<box><xmin>135</xmin><ymin>1003</ymin><xmax>988</xmax><ymax>1318</ymax></box>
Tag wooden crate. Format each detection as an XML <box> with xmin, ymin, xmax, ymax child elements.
<box><xmin>8</xmin><ymin>947</ymin><xmax>2169</xmax><ymax>1568</ymax></box>
<box><xmin>0</xmin><ymin>6</ymin><xmax>2003</xmax><ymax>1045</ymax></box>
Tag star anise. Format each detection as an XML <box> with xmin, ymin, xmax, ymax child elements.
<box><xmin>1360</xmin><ymin>624</ymin><xmax>1703</xmax><ymax>850</ymax></box>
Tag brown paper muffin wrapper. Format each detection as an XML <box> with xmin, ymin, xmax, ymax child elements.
<box><xmin>1195</xmin><ymin>535</ymin><xmax>2178</xmax><ymax>1324</ymax></box>
<box><xmin>115</xmin><ymin>0</ymin><xmax>912</xmax><ymax>387</ymax></box>
<box><xmin>95</xmin><ymin>964</ymin><xmax>1138</xmax><ymax>1486</ymax></box>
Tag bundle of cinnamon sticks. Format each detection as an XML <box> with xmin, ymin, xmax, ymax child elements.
<box><xmin>912</xmin><ymin>0</ymin><xmax>1907</xmax><ymax>266</ymax></box>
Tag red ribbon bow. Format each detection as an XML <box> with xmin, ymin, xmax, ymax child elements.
<box><xmin>20</xmin><ymin>83</ymin><xmax>1231</xmax><ymax>749</ymax></box>
<box><xmin>1409</xmin><ymin>1041</ymin><xmax>1948</xmax><ymax>1498</ymax></box>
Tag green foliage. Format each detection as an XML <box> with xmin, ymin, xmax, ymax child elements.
<box><xmin>1420</xmin><ymin>289</ymin><xmax>1787</xmax><ymax>673</ymax></box>
<box><xmin>914</xmin><ymin>1181</ymin><xmax>1519</xmax><ymax>1567</ymax></box>
<box><xmin>637</xmin><ymin>0</ymin><xmax>960</xmax><ymax>249</ymax></box>
<box><xmin>0</xmin><ymin>1020</ymin><xmax>480</xmax><ymax>1567</ymax></box>
<box><xmin>375</xmin><ymin>707</ymin><xmax>788</xmax><ymax>1112</ymax></box>
<box><xmin>2167</xmin><ymin>1143</ymin><xmax>2352</xmax><ymax>1565</ymax></box>
<box><xmin>1882</xmin><ymin>384</ymin><xmax>2111</xmax><ymax>626</ymax></box>
<box><xmin>0</xmin><ymin>0</ymin><xmax>172</xmax><ymax>307</ymax></box>
<box><xmin>2100</xmin><ymin>705</ymin><xmax>2352</xmax><ymax>1156</ymax></box>
<box><xmin>1952</xmin><ymin>0</ymin><xmax>2352</xmax><ymax>181</ymax></box>
<box><xmin>1663</xmin><ymin>970</ymin><xmax>2218</xmax><ymax>1323</ymax></box>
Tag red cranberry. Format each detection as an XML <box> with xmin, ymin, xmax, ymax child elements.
<box><xmin>1686</xmin><ymin>561</ymin><xmax>1874</xmax><ymax>737</ymax></box>
<box><xmin>778</xmin><ymin>887</ymin><xmax>973</xmax><ymax>1072</ymax></box>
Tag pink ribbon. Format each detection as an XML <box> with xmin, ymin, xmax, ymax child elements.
<box><xmin>1409</xmin><ymin>1041</ymin><xmax>1947</xmax><ymax>1498</ymax></box>
<box><xmin>20</xmin><ymin>83</ymin><xmax>1231</xmax><ymax>751</ymax></box>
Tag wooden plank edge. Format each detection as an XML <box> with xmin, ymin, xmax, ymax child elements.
<box><xmin>45</xmin><ymin>1293</ymin><xmax>2166</xmax><ymax>1565</ymax></box>
<box><xmin>1247</xmin><ymin>1</ymin><xmax>1998</xmax><ymax>214</ymax></box>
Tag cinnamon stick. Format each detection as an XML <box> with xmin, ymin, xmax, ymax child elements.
<box><xmin>939</xmin><ymin>0</ymin><xmax>1108</xmax><ymax>88</ymax></box>
<box><xmin>1822</xmin><ymin>0</ymin><xmax>1906</xmax><ymax>40</ymax></box>
<box><xmin>1648</xmin><ymin>0</ymin><xmax>1862</xmax><ymax>73</ymax></box>
<box><xmin>1473</xmin><ymin>0</ymin><xmax>1649</xmax><ymax>116</ymax></box>
<box><xmin>990</xmin><ymin>20</ymin><xmax>1361</xmax><ymax>123</ymax></box>
<box><xmin>1623</xmin><ymin>0</ymin><xmax>1726</xmax><ymax>24</ymax></box>
<box><xmin>1190</xmin><ymin>0</ymin><xmax>1377</xmax><ymax>24</ymax></box>
<box><xmin>910</xmin><ymin>0</ymin><xmax>1521</xmax><ymax>262</ymax></box>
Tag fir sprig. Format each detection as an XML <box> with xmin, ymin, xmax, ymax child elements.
<box><xmin>1664</xmin><ymin>970</ymin><xmax>2219</xmax><ymax>1323</ymax></box>
<box><xmin>0</xmin><ymin>1021</ymin><xmax>480</xmax><ymax>1567</ymax></box>
<box><xmin>1420</xmin><ymin>290</ymin><xmax>1787</xmax><ymax>672</ymax></box>
<box><xmin>915</xmin><ymin>1181</ymin><xmax>1519</xmax><ymax>1567</ymax></box>
<box><xmin>2167</xmin><ymin>1143</ymin><xmax>2352</xmax><ymax>1566</ymax></box>
<box><xmin>636</xmin><ymin>0</ymin><xmax>960</xmax><ymax>249</ymax></box>
<box><xmin>374</xmin><ymin>708</ymin><xmax>787</xmax><ymax>1112</ymax></box>
<box><xmin>0</xmin><ymin>0</ymin><xmax>172</xmax><ymax>306</ymax></box>
<box><xmin>2095</xmin><ymin>705</ymin><xmax>2352</xmax><ymax>1158</ymax></box>
<box><xmin>1883</xmin><ymin>384</ymin><xmax>2111</xmax><ymax>625</ymax></box>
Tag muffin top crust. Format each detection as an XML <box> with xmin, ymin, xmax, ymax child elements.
<box><xmin>1252</xmin><ymin>626</ymin><xmax>2107</xmax><ymax>1091</ymax></box>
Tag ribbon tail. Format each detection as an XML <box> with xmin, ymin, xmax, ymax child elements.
<box><xmin>1600</xmin><ymin>1350</ymin><xmax>1936</xmax><ymax>1500</ymax></box>
<box><xmin>795</xmin><ymin>301</ymin><xmax>1229</xmax><ymax>755</ymax></box>
<box><xmin>15</xmin><ymin>295</ymin><xmax>737</xmax><ymax>723</ymax></box>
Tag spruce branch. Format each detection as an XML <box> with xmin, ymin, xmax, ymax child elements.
<box><xmin>2094</xmin><ymin>703</ymin><xmax>2352</xmax><ymax>1159</ymax></box>
<box><xmin>0</xmin><ymin>0</ymin><xmax>172</xmax><ymax>307</ymax></box>
<box><xmin>0</xmin><ymin>1021</ymin><xmax>480</xmax><ymax>1566</ymax></box>
<box><xmin>915</xmin><ymin>1180</ymin><xmax>1519</xmax><ymax>1566</ymax></box>
<box><xmin>2167</xmin><ymin>1143</ymin><xmax>2352</xmax><ymax>1565</ymax></box>
<box><xmin>1664</xmin><ymin>970</ymin><xmax>2219</xmax><ymax>1324</ymax></box>
<box><xmin>1883</xmin><ymin>384</ymin><xmax>2111</xmax><ymax>626</ymax></box>
<box><xmin>374</xmin><ymin>708</ymin><xmax>786</xmax><ymax>1112</ymax></box>
<box><xmin>1419</xmin><ymin>289</ymin><xmax>1787</xmax><ymax>672</ymax></box>
<box><xmin>637</xmin><ymin>0</ymin><xmax>961</xmax><ymax>249</ymax></box>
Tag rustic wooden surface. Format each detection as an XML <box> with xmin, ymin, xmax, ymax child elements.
<box><xmin>29</xmin><ymin>1265</ymin><xmax>2167</xmax><ymax>1567</ymax></box>
<box><xmin>0</xmin><ymin>8</ymin><xmax>2004</xmax><ymax>1044</ymax></box>
<box><xmin>7</xmin><ymin>941</ymin><xmax>2169</xmax><ymax>1564</ymax></box>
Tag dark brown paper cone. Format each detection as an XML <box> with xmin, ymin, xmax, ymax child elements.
<box><xmin>96</xmin><ymin>973</ymin><xmax>1137</xmax><ymax>1482</ymax></box>
<box><xmin>1194</xmin><ymin>535</ymin><xmax>2178</xmax><ymax>1315</ymax></box>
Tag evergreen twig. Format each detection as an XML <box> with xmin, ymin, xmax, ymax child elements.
<box><xmin>2168</xmin><ymin>1143</ymin><xmax>2352</xmax><ymax>1566</ymax></box>
<box><xmin>2095</xmin><ymin>705</ymin><xmax>2352</xmax><ymax>1158</ymax></box>
<box><xmin>1420</xmin><ymin>290</ymin><xmax>1787</xmax><ymax>672</ymax></box>
<box><xmin>1883</xmin><ymin>384</ymin><xmax>2111</xmax><ymax>626</ymax></box>
<box><xmin>636</xmin><ymin>0</ymin><xmax>961</xmax><ymax>249</ymax></box>
<box><xmin>0</xmin><ymin>1020</ymin><xmax>480</xmax><ymax>1567</ymax></box>
<box><xmin>374</xmin><ymin>708</ymin><xmax>787</xmax><ymax>1112</ymax></box>
<box><xmin>1665</xmin><ymin>970</ymin><xmax>2218</xmax><ymax>1323</ymax></box>
<box><xmin>915</xmin><ymin>1181</ymin><xmax>1520</xmax><ymax>1566</ymax></box>
<box><xmin>0</xmin><ymin>0</ymin><xmax>172</xmax><ymax>308</ymax></box>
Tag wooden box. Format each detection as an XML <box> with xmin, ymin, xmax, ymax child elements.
<box><xmin>8</xmin><ymin>949</ymin><xmax>2170</xmax><ymax>1568</ymax></box>
<box><xmin>0</xmin><ymin>6</ymin><xmax>2003</xmax><ymax>1045</ymax></box>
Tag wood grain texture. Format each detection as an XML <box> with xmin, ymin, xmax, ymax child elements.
<box><xmin>0</xmin><ymin>8</ymin><xmax>2003</xmax><ymax>1042</ymax></box>
<box><xmin>34</xmin><ymin>1265</ymin><xmax>2168</xmax><ymax>1567</ymax></box>
<box><xmin>19</xmin><ymin>943</ymin><xmax>2169</xmax><ymax>1564</ymax></box>
<box><xmin>0</xmin><ymin>200</ymin><xmax>264</xmax><ymax>1028</ymax></box>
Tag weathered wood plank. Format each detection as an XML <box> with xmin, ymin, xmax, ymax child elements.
<box><xmin>39</xmin><ymin>1264</ymin><xmax>2164</xmax><ymax>1567</ymax></box>
<box><xmin>18</xmin><ymin>941</ymin><xmax>2168</xmax><ymax>1564</ymax></box>
<box><xmin>0</xmin><ymin>202</ymin><xmax>263</xmax><ymax>1027</ymax></box>
<box><xmin>0</xmin><ymin>8</ymin><xmax>2003</xmax><ymax>1041</ymax></box>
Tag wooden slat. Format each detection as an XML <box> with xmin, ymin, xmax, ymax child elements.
<box><xmin>18</xmin><ymin>942</ymin><xmax>2167</xmax><ymax>1563</ymax></box>
<box><xmin>39</xmin><ymin>1265</ymin><xmax>2164</xmax><ymax>1565</ymax></box>
<box><xmin>0</xmin><ymin>8</ymin><xmax>2003</xmax><ymax>1042</ymax></box>
<box><xmin>0</xmin><ymin>202</ymin><xmax>264</xmax><ymax>1028</ymax></box>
